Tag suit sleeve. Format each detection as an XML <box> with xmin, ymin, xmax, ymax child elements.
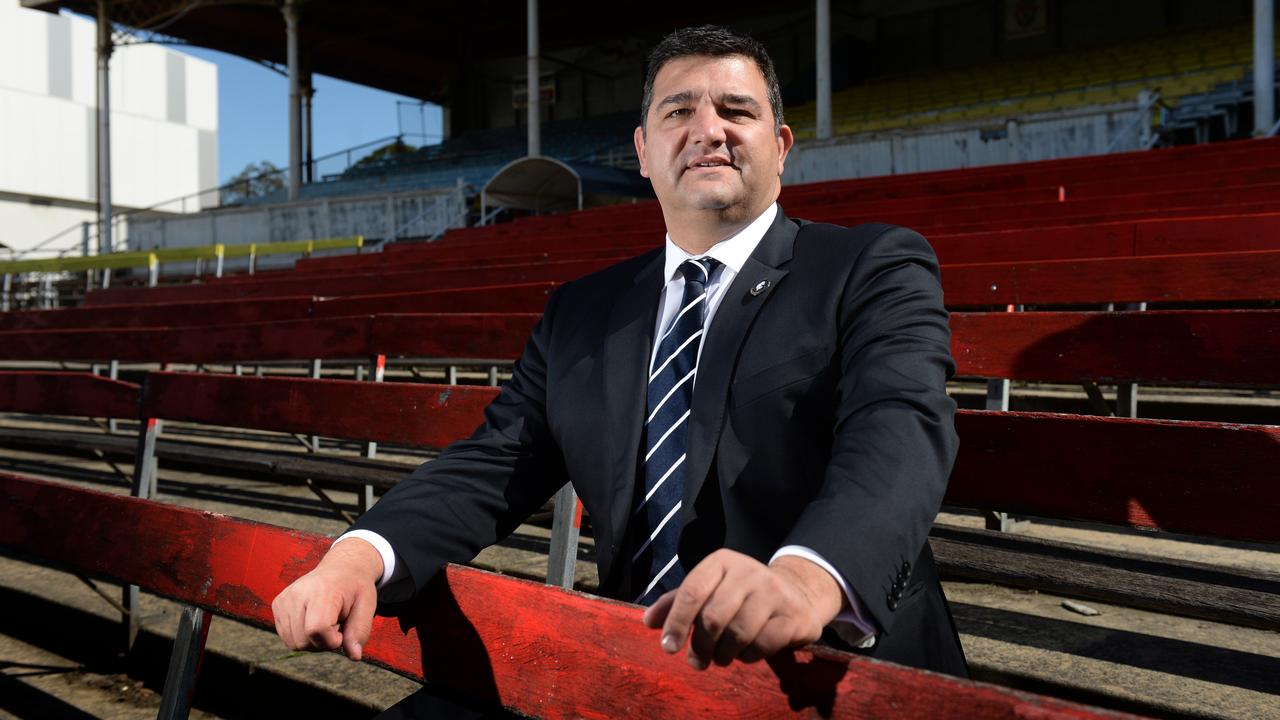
<box><xmin>781</xmin><ymin>224</ymin><xmax>958</xmax><ymax>634</ymax></box>
<box><xmin>348</xmin><ymin>286</ymin><xmax>570</xmax><ymax>603</ymax></box>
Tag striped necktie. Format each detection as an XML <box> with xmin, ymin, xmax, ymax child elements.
<box><xmin>632</xmin><ymin>256</ymin><xmax>720</xmax><ymax>605</ymax></box>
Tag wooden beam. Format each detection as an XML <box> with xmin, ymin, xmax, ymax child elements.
<box><xmin>0</xmin><ymin>473</ymin><xmax>1139</xmax><ymax>719</ymax></box>
<box><xmin>0</xmin><ymin>371</ymin><xmax>139</xmax><ymax>419</ymax></box>
<box><xmin>949</xmin><ymin>411</ymin><xmax>1280</xmax><ymax>544</ymax></box>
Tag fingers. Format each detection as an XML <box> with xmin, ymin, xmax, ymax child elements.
<box><xmin>710</xmin><ymin>588</ymin><xmax>771</xmax><ymax>666</ymax></box>
<box><xmin>736</xmin><ymin>617</ymin><xmax>795</xmax><ymax>663</ymax></box>
<box><xmin>687</xmin><ymin>569</ymin><xmax>750</xmax><ymax>668</ymax></box>
<box><xmin>659</xmin><ymin>560</ymin><xmax>728</xmax><ymax>660</ymax></box>
<box><xmin>642</xmin><ymin>590</ymin><xmax>676</xmax><ymax>630</ymax></box>
<box><xmin>302</xmin><ymin>592</ymin><xmax>345</xmax><ymax>652</ymax></box>
<box><xmin>341</xmin><ymin>585</ymin><xmax>378</xmax><ymax>662</ymax></box>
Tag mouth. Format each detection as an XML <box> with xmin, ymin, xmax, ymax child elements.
<box><xmin>685</xmin><ymin>156</ymin><xmax>737</xmax><ymax>173</ymax></box>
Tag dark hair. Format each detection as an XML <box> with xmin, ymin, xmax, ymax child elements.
<box><xmin>639</xmin><ymin>25</ymin><xmax>784</xmax><ymax>134</ymax></box>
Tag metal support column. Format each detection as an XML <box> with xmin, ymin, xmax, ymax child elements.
<box><xmin>156</xmin><ymin>605</ymin><xmax>211</xmax><ymax>720</ymax></box>
<box><xmin>526</xmin><ymin>0</ymin><xmax>540</xmax><ymax>156</ymax></box>
<box><xmin>816</xmin><ymin>0</ymin><xmax>832</xmax><ymax>140</ymax></box>
<box><xmin>96</xmin><ymin>0</ymin><xmax>114</xmax><ymax>254</ymax></box>
<box><xmin>1257</xmin><ymin>0</ymin><xmax>1276</xmax><ymax>136</ymax></box>
<box><xmin>2</xmin><ymin>273</ymin><xmax>11</xmax><ymax>312</ymax></box>
<box><xmin>983</xmin><ymin>305</ymin><xmax>1027</xmax><ymax>533</ymax></box>
<box><xmin>546</xmin><ymin>483</ymin><xmax>581</xmax><ymax>589</ymax></box>
<box><xmin>82</xmin><ymin>221</ymin><xmax>94</xmax><ymax>292</ymax></box>
<box><xmin>284</xmin><ymin>0</ymin><xmax>302</xmax><ymax>200</ymax></box>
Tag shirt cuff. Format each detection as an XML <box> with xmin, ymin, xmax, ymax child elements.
<box><xmin>333</xmin><ymin>529</ymin><xmax>406</xmax><ymax>589</ymax></box>
<box><xmin>771</xmin><ymin>545</ymin><xmax>878</xmax><ymax>649</ymax></box>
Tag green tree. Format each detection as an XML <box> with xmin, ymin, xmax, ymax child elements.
<box><xmin>222</xmin><ymin>161</ymin><xmax>286</xmax><ymax>204</ymax></box>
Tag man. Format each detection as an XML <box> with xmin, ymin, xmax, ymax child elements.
<box><xmin>273</xmin><ymin>24</ymin><xmax>967</xmax><ymax>712</ymax></box>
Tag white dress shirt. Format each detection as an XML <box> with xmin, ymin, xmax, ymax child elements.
<box><xmin>337</xmin><ymin>202</ymin><xmax>876</xmax><ymax>647</ymax></box>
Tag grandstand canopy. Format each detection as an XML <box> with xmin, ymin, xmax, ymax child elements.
<box><xmin>22</xmin><ymin>0</ymin><xmax>782</xmax><ymax>105</ymax></box>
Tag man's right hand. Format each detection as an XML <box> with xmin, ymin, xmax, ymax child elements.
<box><xmin>271</xmin><ymin>537</ymin><xmax>384</xmax><ymax>662</ymax></box>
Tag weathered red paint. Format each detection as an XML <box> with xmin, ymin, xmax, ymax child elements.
<box><xmin>314</xmin><ymin>283</ymin><xmax>555</xmax><ymax>317</ymax></box>
<box><xmin>142</xmin><ymin>372</ymin><xmax>498</xmax><ymax>447</ymax></box>
<box><xmin>0</xmin><ymin>371</ymin><xmax>139</xmax><ymax>418</ymax></box>
<box><xmin>951</xmin><ymin>310</ymin><xmax>1280</xmax><ymax>386</ymax></box>
<box><xmin>372</xmin><ymin>313</ymin><xmax>538</xmax><ymax>360</ymax></box>
<box><xmin>0</xmin><ymin>473</ymin><xmax>1140</xmax><ymax>719</ymax></box>
<box><xmin>949</xmin><ymin>410</ymin><xmax>1280</xmax><ymax>543</ymax></box>
<box><xmin>0</xmin><ymin>296</ymin><xmax>315</xmax><ymax>331</ymax></box>
<box><xmin>943</xmin><ymin>249</ymin><xmax>1280</xmax><ymax>306</ymax></box>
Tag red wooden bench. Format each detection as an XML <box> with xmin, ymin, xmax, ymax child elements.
<box><xmin>0</xmin><ymin>473</ymin><xmax>1138</xmax><ymax>719</ymax></box>
<box><xmin>80</xmin><ymin>246</ymin><xmax>1280</xmax><ymax>308</ymax></box>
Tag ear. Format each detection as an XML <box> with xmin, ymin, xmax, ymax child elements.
<box><xmin>633</xmin><ymin>125</ymin><xmax>650</xmax><ymax>178</ymax></box>
<box><xmin>775</xmin><ymin>124</ymin><xmax>795</xmax><ymax>177</ymax></box>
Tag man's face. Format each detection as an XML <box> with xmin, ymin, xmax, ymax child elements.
<box><xmin>634</xmin><ymin>54</ymin><xmax>793</xmax><ymax>223</ymax></box>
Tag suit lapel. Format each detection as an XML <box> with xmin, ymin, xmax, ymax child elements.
<box><xmin>682</xmin><ymin>211</ymin><xmax>798</xmax><ymax>520</ymax></box>
<box><xmin>604</xmin><ymin>249</ymin><xmax>664</xmax><ymax>542</ymax></box>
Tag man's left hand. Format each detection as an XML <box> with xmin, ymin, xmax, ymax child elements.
<box><xmin>641</xmin><ymin>549</ymin><xmax>846</xmax><ymax>669</ymax></box>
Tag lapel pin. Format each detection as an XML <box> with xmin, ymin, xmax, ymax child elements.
<box><xmin>750</xmin><ymin>279</ymin><xmax>771</xmax><ymax>296</ymax></box>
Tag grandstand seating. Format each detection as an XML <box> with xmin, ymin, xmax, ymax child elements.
<box><xmin>786</xmin><ymin>21</ymin><xmax>1278</xmax><ymax>139</ymax></box>
<box><xmin>3</xmin><ymin>137</ymin><xmax>1279</xmax><ymax>717</ymax></box>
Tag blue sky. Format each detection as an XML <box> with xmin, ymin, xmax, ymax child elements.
<box><xmin>179</xmin><ymin>46</ymin><xmax>443</xmax><ymax>184</ymax></box>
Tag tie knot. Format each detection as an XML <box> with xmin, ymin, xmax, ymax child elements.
<box><xmin>679</xmin><ymin>257</ymin><xmax>720</xmax><ymax>285</ymax></box>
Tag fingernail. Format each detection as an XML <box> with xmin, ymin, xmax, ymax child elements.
<box><xmin>687</xmin><ymin>654</ymin><xmax>707</xmax><ymax>671</ymax></box>
<box><xmin>661</xmin><ymin>634</ymin><xmax>678</xmax><ymax>653</ymax></box>
<box><xmin>352</xmin><ymin>643</ymin><xmax>362</xmax><ymax>660</ymax></box>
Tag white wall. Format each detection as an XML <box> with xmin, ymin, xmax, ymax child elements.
<box><xmin>784</xmin><ymin>106</ymin><xmax>1145</xmax><ymax>185</ymax></box>
<box><xmin>0</xmin><ymin>0</ymin><xmax>217</xmax><ymax>254</ymax></box>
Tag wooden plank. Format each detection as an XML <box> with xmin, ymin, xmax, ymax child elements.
<box><xmin>0</xmin><ymin>473</ymin><xmax>1139</xmax><ymax>720</ymax></box>
<box><xmin>929</xmin><ymin>524</ymin><xmax>1280</xmax><ymax>632</ymax></box>
<box><xmin>371</xmin><ymin>314</ymin><xmax>539</xmax><ymax>360</ymax></box>
<box><xmin>0</xmin><ymin>428</ymin><xmax>408</xmax><ymax>491</ymax></box>
<box><xmin>0</xmin><ymin>296</ymin><xmax>316</xmax><ymax>331</ymax></box>
<box><xmin>85</xmin><ymin>257</ymin><xmax>613</xmax><ymax>307</ymax></box>
<box><xmin>948</xmin><ymin>411</ymin><xmax>1280</xmax><ymax>544</ymax></box>
<box><xmin>141</xmin><ymin>372</ymin><xmax>498</xmax><ymax>447</ymax></box>
<box><xmin>0</xmin><ymin>316</ymin><xmax>370</xmax><ymax>363</ymax></box>
<box><xmin>951</xmin><ymin>310</ymin><xmax>1280</xmax><ymax>386</ymax></box>
<box><xmin>313</xmin><ymin>283</ymin><xmax>554</xmax><ymax>317</ymax></box>
<box><xmin>942</xmin><ymin>249</ymin><xmax>1280</xmax><ymax>306</ymax></box>
<box><xmin>0</xmin><ymin>371</ymin><xmax>139</xmax><ymax>419</ymax></box>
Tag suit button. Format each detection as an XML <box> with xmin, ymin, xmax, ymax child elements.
<box><xmin>887</xmin><ymin>596</ymin><xmax>898</xmax><ymax>611</ymax></box>
<box><xmin>903</xmin><ymin>561</ymin><xmax>911</xmax><ymax>573</ymax></box>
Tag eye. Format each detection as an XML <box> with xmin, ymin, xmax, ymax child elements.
<box><xmin>666</xmin><ymin>108</ymin><xmax>689</xmax><ymax>119</ymax></box>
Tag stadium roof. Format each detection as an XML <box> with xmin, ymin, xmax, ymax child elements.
<box><xmin>22</xmin><ymin>0</ymin><xmax>785</xmax><ymax>104</ymax></box>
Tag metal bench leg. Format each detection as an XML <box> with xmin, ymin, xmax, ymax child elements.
<box><xmin>156</xmin><ymin>605</ymin><xmax>211</xmax><ymax>720</ymax></box>
<box><xmin>309</xmin><ymin>359</ymin><xmax>322</xmax><ymax>452</ymax></box>
<box><xmin>983</xmin><ymin>370</ymin><xmax>1028</xmax><ymax>533</ymax></box>
<box><xmin>1115</xmin><ymin>302</ymin><xmax>1146</xmax><ymax>419</ymax></box>
<box><xmin>358</xmin><ymin>355</ymin><xmax>386</xmax><ymax>515</ymax></box>
<box><xmin>546</xmin><ymin>483</ymin><xmax>582</xmax><ymax>590</ymax></box>
<box><xmin>124</xmin><ymin>416</ymin><xmax>161</xmax><ymax>652</ymax></box>
<box><xmin>108</xmin><ymin>360</ymin><xmax>120</xmax><ymax>434</ymax></box>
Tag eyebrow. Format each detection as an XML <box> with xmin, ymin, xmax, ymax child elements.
<box><xmin>655</xmin><ymin>91</ymin><xmax>763</xmax><ymax>113</ymax></box>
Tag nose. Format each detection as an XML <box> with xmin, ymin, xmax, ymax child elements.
<box><xmin>689</xmin><ymin>103</ymin><xmax>726</xmax><ymax>147</ymax></box>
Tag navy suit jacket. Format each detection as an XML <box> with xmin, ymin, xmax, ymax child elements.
<box><xmin>353</xmin><ymin>208</ymin><xmax>967</xmax><ymax>676</ymax></box>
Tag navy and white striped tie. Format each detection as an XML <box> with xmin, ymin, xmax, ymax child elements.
<box><xmin>633</xmin><ymin>256</ymin><xmax>720</xmax><ymax>605</ymax></box>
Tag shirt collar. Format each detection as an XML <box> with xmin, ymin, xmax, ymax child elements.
<box><xmin>661</xmin><ymin>202</ymin><xmax>778</xmax><ymax>282</ymax></box>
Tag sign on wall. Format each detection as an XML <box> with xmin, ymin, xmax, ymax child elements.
<box><xmin>1005</xmin><ymin>0</ymin><xmax>1048</xmax><ymax>40</ymax></box>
